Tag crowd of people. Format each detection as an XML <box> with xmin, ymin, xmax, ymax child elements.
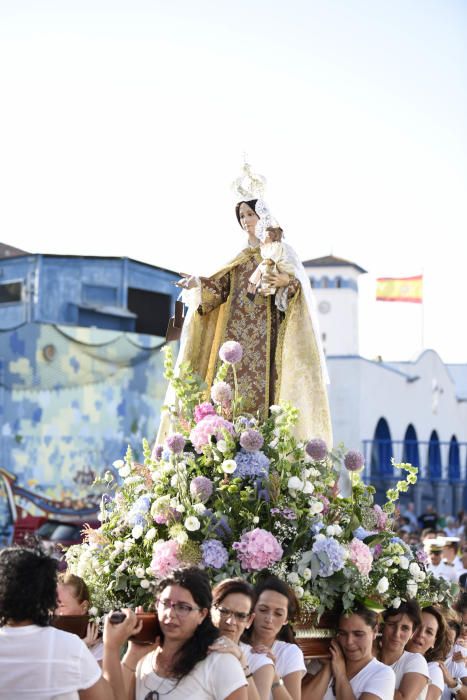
<box><xmin>3</xmin><ymin>535</ymin><xmax>467</xmax><ymax>700</ymax></box>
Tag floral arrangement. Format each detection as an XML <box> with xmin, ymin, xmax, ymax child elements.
<box><xmin>66</xmin><ymin>341</ymin><xmax>455</xmax><ymax>618</ymax></box>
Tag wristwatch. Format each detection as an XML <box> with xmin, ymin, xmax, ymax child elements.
<box><xmin>272</xmin><ymin>678</ymin><xmax>284</xmax><ymax>690</ymax></box>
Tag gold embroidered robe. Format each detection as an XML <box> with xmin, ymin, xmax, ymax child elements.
<box><xmin>158</xmin><ymin>247</ymin><xmax>332</xmax><ymax>446</ymax></box>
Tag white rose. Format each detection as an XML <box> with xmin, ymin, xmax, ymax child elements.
<box><xmin>391</xmin><ymin>597</ymin><xmax>401</xmax><ymax>608</ymax></box>
<box><xmin>288</xmin><ymin>476</ymin><xmax>304</xmax><ymax>492</ymax></box>
<box><xmin>135</xmin><ymin>567</ymin><xmax>145</xmax><ymax>578</ymax></box>
<box><xmin>132</xmin><ymin>525</ymin><xmax>143</xmax><ymax>540</ymax></box>
<box><xmin>221</xmin><ymin>459</ymin><xmax>237</xmax><ymax>474</ymax></box>
<box><xmin>309</xmin><ymin>501</ymin><xmax>324</xmax><ymax>515</ymax></box>
<box><xmin>113</xmin><ymin>459</ymin><xmax>124</xmax><ymax>469</ymax></box>
<box><xmin>303</xmin><ymin>481</ymin><xmax>314</xmax><ymax>495</ymax></box>
<box><xmin>193</xmin><ymin>503</ymin><xmax>206</xmax><ymax>515</ymax></box>
<box><xmin>118</xmin><ymin>465</ymin><xmax>131</xmax><ymax>478</ymax></box>
<box><xmin>217</xmin><ymin>440</ymin><xmax>228</xmax><ymax>453</ymax></box>
<box><xmin>406</xmin><ymin>579</ymin><xmax>418</xmax><ymax>597</ymax></box>
<box><xmin>376</xmin><ymin>576</ymin><xmax>389</xmax><ymax>594</ymax></box>
<box><xmin>294</xmin><ymin>586</ymin><xmax>304</xmax><ymax>599</ymax></box>
<box><xmin>399</xmin><ymin>556</ymin><xmax>409</xmax><ymax>570</ymax></box>
<box><xmin>145</xmin><ymin>528</ymin><xmax>156</xmax><ymax>541</ymax></box>
<box><xmin>302</xmin><ymin>568</ymin><xmax>312</xmax><ymax>581</ymax></box>
<box><xmin>288</xmin><ymin>572</ymin><xmax>300</xmax><ymax>584</ymax></box>
<box><xmin>140</xmin><ymin>579</ymin><xmax>150</xmax><ymax>589</ymax></box>
<box><xmin>185</xmin><ymin>516</ymin><xmax>201</xmax><ymax>532</ymax></box>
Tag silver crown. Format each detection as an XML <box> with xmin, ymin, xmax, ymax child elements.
<box><xmin>232</xmin><ymin>160</ymin><xmax>266</xmax><ymax>200</ymax></box>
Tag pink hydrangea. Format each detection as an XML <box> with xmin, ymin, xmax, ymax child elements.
<box><xmin>194</xmin><ymin>402</ymin><xmax>216</xmax><ymax>423</ymax></box>
<box><xmin>211</xmin><ymin>381</ymin><xmax>232</xmax><ymax>405</ymax></box>
<box><xmin>150</xmin><ymin>539</ymin><xmax>180</xmax><ymax>578</ymax></box>
<box><xmin>373</xmin><ymin>504</ymin><xmax>388</xmax><ymax>530</ymax></box>
<box><xmin>349</xmin><ymin>537</ymin><xmax>373</xmax><ymax>576</ymax></box>
<box><xmin>189</xmin><ymin>415</ymin><xmax>235</xmax><ymax>453</ymax></box>
<box><xmin>219</xmin><ymin>341</ymin><xmax>243</xmax><ymax>364</ymax></box>
<box><xmin>233</xmin><ymin>528</ymin><xmax>283</xmax><ymax>571</ymax></box>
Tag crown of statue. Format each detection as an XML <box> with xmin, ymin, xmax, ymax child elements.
<box><xmin>232</xmin><ymin>160</ymin><xmax>266</xmax><ymax>200</ymax></box>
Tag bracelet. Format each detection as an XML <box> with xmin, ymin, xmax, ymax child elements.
<box><xmin>272</xmin><ymin>678</ymin><xmax>284</xmax><ymax>690</ymax></box>
<box><xmin>245</xmin><ymin>672</ymin><xmax>253</xmax><ymax>679</ymax></box>
<box><xmin>242</xmin><ymin>666</ymin><xmax>250</xmax><ymax>673</ymax></box>
<box><xmin>122</xmin><ymin>661</ymin><xmax>136</xmax><ymax>673</ymax></box>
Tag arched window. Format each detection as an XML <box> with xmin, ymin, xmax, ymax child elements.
<box><xmin>335</xmin><ymin>276</ymin><xmax>342</xmax><ymax>288</ymax></box>
<box><xmin>428</xmin><ymin>430</ymin><xmax>442</xmax><ymax>479</ymax></box>
<box><xmin>371</xmin><ymin>418</ymin><xmax>393</xmax><ymax>476</ymax></box>
<box><xmin>448</xmin><ymin>435</ymin><xmax>460</xmax><ymax>481</ymax></box>
<box><xmin>403</xmin><ymin>424</ymin><xmax>419</xmax><ymax>468</ymax></box>
<box><xmin>322</xmin><ymin>276</ymin><xmax>329</xmax><ymax>288</ymax></box>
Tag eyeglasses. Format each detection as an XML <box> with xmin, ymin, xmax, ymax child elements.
<box><xmin>213</xmin><ymin>604</ymin><xmax>251</xmax><ymax>622</ymax></box>
<box><xmin>156</xmin><ymin>597</ymin><xmax>201</xmax><ymax>618</ymax></box>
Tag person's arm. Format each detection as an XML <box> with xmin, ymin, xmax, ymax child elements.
<box><xmin>252</xmin><ymin>664</ymin><xmax>275</xmax><ymax>700</ymax></box>
<box><xmin>425</xmin><ymin>686</ymin><xmax>441</xmax><ymax>700</ymax></box>
<box><xmin>301</xmin><ymin>662</ymin><xmax>332</xmax><ymax>700</ymax></box>
<box><xmin>225</xmin><ymin>689</ymin><xmax>249</xmax><ymax>700</ymax></box>
<box><xmin>197</xmin><ymin>273</ymin><xmax>230</xmax><ymax>314</ymax></box>
<box><xmin>395</xmin><ymin>672</ymin><xmax>428</xmax><ymax>700</ymax></box>
<box><xmin>102</xmin><ymin>610</ymin><xmax>145</xmax><ymax>700</ymax></box>
<box><xmin>78</xmin><ymin>677</ymin><xmax>113</xmax><ymax>700</ymax></box>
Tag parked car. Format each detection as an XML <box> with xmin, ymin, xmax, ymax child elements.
<box><xmin>35</xmin><ymin>518</ymin><xmax>100</xmax><ymax>567</ymax></box>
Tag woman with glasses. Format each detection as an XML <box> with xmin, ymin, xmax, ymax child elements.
<box><xmin>105</xmin><ymin>567</ymin><xmax>248</xmax><ymax>700</ymax></box>
<box><xmin>210</xmin><ymin>578</ymin><xmax>275</xmax><ymax>699</ymax></box>
<box><xmin>243</xmin><ymin>576</ymin><xmax>306</xmax><ymax>699</ymax></box>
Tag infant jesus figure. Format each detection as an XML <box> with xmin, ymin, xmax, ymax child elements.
<box><xmin>247</xmin><ymin>226</ymin><xmax>296</xmax><ymax>310</ymax></box>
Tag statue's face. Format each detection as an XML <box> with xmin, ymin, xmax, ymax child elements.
<box><xmin>238</xmin><ymin>202</ymin><xmax>259</xmax><ymax>236</ymax></box>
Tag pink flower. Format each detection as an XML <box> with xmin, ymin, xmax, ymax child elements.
<box><xmin>194</xmin><ymin>402</ymin><xmax>216</xmax><ymax>423</ymax></box>
<box><xmin>219</xmin><ymin>341</ymin><xmax>243</xmax><ymax>364</ymax></box>
<box><xmin>211</xmin><ymin>381</ymin><xmax>232</xmax><ymax>405</ymax></box>
<box><xmin>150</xmin><ymin>540</ymin><xmax>180</xmax><ymax>578</ymax></box>
<box><xmin>349</xmin><ymin>538</ymin><xmax>373</xmax><ymax>576</ymax></box>
<box><xmin>189</xmin><ymin>415</ymin><xmax>235</xmax><ymax>453</ymax></box>
<box><xmin>344</xmin><ymin>450</ymin><xmax>364</xmax><ymax>472</ymax></box>
<box><xmin>233</xmin><ymin>528</ymin><xmax>283</xmax><ymax>571</ymax></box>
<box><xmin>373</xmin><ymin>504</ymin><xmax>388</xmax><ymax>530</ymax></box>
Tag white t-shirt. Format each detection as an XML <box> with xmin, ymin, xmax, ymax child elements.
<box><xmin>271</xmin><ymin>640</ymin><xmax>306</xmax><ymax>678</ymax></box>
<box><xmin>323</xmin><ymin>657</ymin><xmax>396</xmax><ymax>700</ymax></box>
<box><xmin>428</xmin><ymin>662</ymin><xmax>444</xmax><ymax>693</ymax></box>
<box><xmin>136</xmin><ymin>650</ymin><xmax>247</xmax><ymax>700</ymax></box>
<box><xmin>240</xmin><ymin>641</ymin><xmax>273</xmax><ymax>674</ymax></box>
<box><xmin>0</xmin><ymin>624</ymin><xmax>102</xmax><ymax>700</ymax></box>
<box><xmin>392</xmin><ymin>651</ymin><xmax>430</xmax><ymax>700</ymax></box>
<box><xmin>441</xmin><ymin>655</ymin><xmax>467</xmax><ymax>700</ymax></box>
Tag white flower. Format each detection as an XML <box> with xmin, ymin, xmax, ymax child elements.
<box><xmin>303</xmin><ymin>481</ymin><xmax>314</xmax><ymax>495</ymax></box>
<box><xmin>376</xmin><ymin>576</ymin><xmax>389</xmax><ymax>594</ymax></box>
<box><xmin>116</xmin><ymin>561</ymin><xmax>127</xmax><ymax>573</ymax></box>
<box><xmin>132</xmin><ymin>525</ymin><xmax>144</xmax><ymax>540</ymax></box>
<box><xmin>118</xmin><ymin>465</ymin><xmax>131</xmax><ymax>478</ymax></box>
<box><xmin>124</xmin><ymin>540</ymin><xmax>134</xmax><ymax>552</ymax></box>
<box><xmin>288</xmin><ymin>572</ymin><xmax>300</xmax><ymax>584</ymax></box>
<box><xmin>185</xmin><ymin>516</ymin><xmax>201</xmax><ymax>532</ymax></box>
<box><xmin>113</xmin><ymin>459</ymin><xmax>124</xmax><ymax>469</ymax></box>
<box><xmin>269</xmin><ymin>405</ymin><xmax>282</xmax><ymax>414</ymax></box>
<box><xmin>309</xmin><ymin>500</ymin><xmax>324</xmax><ymax>515</ymax></box>
<box><xmin>406</xmin><ymin>579</ymin><xmax>418</xmax><ymax>597</ymax></box>
<box><xmin>268</xmin><ymin>438</ymin><xmax>279</xmax><ymax>448</ymax></box>
<box><xmin>145</xmin><ymin>528</ymin><xmax>156</xmax><ymax>541</ymax></box>
<box><xmin>409</xmin><ymin>562</ymin><xmax>420</xmax><ymax>576</ymax></box>
<box><xmin>173</xmin><ymin>530</ymin><xmax>188</xmax><ymax>545</ymax></box>
<box><xmin>294</xmin><ymin>586</ymin><xmax>304</xmax><ymax>599</ymax></box>
<box><xmin>253</xmin><ymin>516</ymin><xmax>259</xmax><ymax>524</ymax></box>
<box><xmin>288</xmin><ymin>476</ymin><xmax>304</xmax><ymax>493</ymax></box>
<box><xmin>399</xmin><ymin>556</ymin><xmax>409</xmax><ymax>569</ymax></box>
<box><xmin>140</xmin><ymin>579</ymin><xmax>150</xmax><ymax>589</ymax></box>
<box><xmin>88</xmin><ymin>606</ymin><xmax>98</xmax><ymax>617</ymax></box>
<box><xmin>391</xmin><ymin>597</ymin><xmax>401</xmax><ymax>609</ymax></box>
<box><xmin>437</xmin><ymin>594</ymin><xmax>445</xmax><ymax>603</ymax></box>
<box><xmin>217</xmin><ymin>440</ymin><xmax>228</xmax><ymax>453</ymax></box>
<box><xmin>124</xmin><ymin>476</ymin><xmax>142</xmax><ymax>485</ymax></box>
<box><xmin>221</xmin><ymin>459</ymin><xmax>237</xmax><ymax>474</ymax></box>
<box><xmin>326</xmin><ymin>524</ymin><xmax>342</xmax><ymax>537</ymax></box>
<box><xmin>302</xmin><ymin>568</ymin><xmax>312</xmax><ymax>581</ymax></box>
<box><xmin>114</xmin><ymin>540</ymin><xmax>125</xmax><ymax>552</ymax></box>
<box><xmin>193</xmin><ymin>503</ymin><xmax>206</xmax><ymax>515</ymax></box>
<box><xmin>135</xmin><ymin>567</ymin><xmax>145</xmax><ymax>578</ymax></box>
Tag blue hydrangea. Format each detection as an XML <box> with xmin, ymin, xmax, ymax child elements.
<box><xmin>353</xmin><ymin>526</ymin><xmax>372</xmax><ymax>540</ymax></box>
<box><xmin>162</xmin><ymin>448</ymin><xmax>171</xmax><ymax>462</ymax></box>
<box><xmin>311</xmin><ymin>536</ymin><xmax>347</xmax><ymax>577</ymax></box>
<box><xmin>234</xmin><ymin>449</ymin><xmax>270</xmax><ymax>479</ymax></box>
<box><xmin>310</xmin><ymin>519</ymin><xmax>325</xmax><ymax>535</ymax></box>
<box><xmin>201</xmin><ymin>539</ymin><xmax>229</xmax><ymax>569</ymax></box>
<box><xmin>127</xmin><ymin>494</ymin><xmax>151</xmax><ymax>525</ymax></box>
<box><xmin>128</xmin><ymin>512</ymin><xmax>146</xmax><ymax>527</ymax></box>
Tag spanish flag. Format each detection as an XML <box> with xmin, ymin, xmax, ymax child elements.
<box><xmin>376</xmin><ymin>275</ymin><xmax>423</xmax><ymax>303</ymax></box>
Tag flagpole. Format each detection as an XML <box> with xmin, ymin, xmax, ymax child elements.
<box><xmin>420</xmin><ymin>268</ymin><xmax>424</xmax><ymax>354</ymax></box>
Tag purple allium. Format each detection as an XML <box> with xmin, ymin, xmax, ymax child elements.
<box><xmin>306</xmin><ymin>438</ymin><xmax>328</xmax><ymax>461</ymax></box>
<box><xmin>219</xmin><ymin>340</ymin><xmax>243</xmax><ymax>365</ymax></box>
<box><xmin>239</xmin><ymin>429</ymin><xmax>264</xmax><ymax>452</ymax></box>
<box><xmin>344</xmin><ymin>450</ymin><xmax>364</xmax><ymax>472</ymax></box>
<box><xmin>166</xmin><ymin>433</ymin><xmax>186</xmax><ymax>454</ymax></box>
<box><xmin>311</xmin><ymin>535</ymin><xmax>346</xmax><ymax>577</ymax></box>
<box><xmin>190</xmin><ymin>476</ymin><xmax>213</xmax><ymax>502</ymax></box>
<box><xmin>201</xmin><ymin>539</ymin><xmax>229</xmax><ymax>569</ymax></box>
<box><xmin>211</xmin><ymin>381</ymin><xmax>233</xmax><ymax>405</ymax></box>
<box><xmin>234</xmin><ymin>449</ymin><xmax>270</xmax><ymax>479</ymax></box>
<box><xmin>151</xmin><ymin>444</ymin><xmax>164</xmax><ymax>461</ymax></box>
<box><xmin>194</xmin><ymin>402</ymin><xmax>216</xmax><ymax>423</ymax></box>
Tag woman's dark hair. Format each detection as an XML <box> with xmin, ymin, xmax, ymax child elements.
<box><xmin>212</xmin><ymin>577</ymin><xmax>256</xmax><ymax>611</ymax></box>
<box><xmin>235</xmin><ymin>199</ymin><xmax>258</xmax><ymax>226</ymax></box>
<box><xmin>420</xmin><ymin>606</ymin><xmax>451</xmax><ymax>662</ymax></box>
<box><xmin>0</xmin><ymin>546</ymin><xmax>57</xmax><ymax>626</ymax></box>
<box><xmin>341</xmin><ymin>603</ymin><xmax>379</xmax><ymax>630</ymax></box>
<box><xmin>382</xmin><ymin>599</ymin><xmax>422</xmax><ymax>631</ymax></box>
<box><xmin>156</xmin><ymin>567</ymin><xmax>218</xmax><ymax>680</ymax></box>
<box><xmin>57</xmin><ymin>572</ymin><xmax>91</xmax><ymax>608</ymax></box>
<box><xmin>245</xmin><ymin>576</ymin><xmax>300</xmax><ymax>645</ymax></box>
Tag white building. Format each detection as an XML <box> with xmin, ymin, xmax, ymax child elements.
<box><xmin>304</xmin><ymin>255</ymin><xmax>467</xmax><ymax>516</ymax></box>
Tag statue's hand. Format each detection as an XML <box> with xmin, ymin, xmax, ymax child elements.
<box><xmin>175</xmin><ymin>273</ymin><xmax>198</xmax><ymax>290</ymax></box>
<box><xmin>260</xmin><ymin>271</ymin><xmax>290</xmax><ymax>290</ymax></box>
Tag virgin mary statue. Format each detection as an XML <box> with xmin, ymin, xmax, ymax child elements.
<box><xmin>157</xmin><ymin>163</ymin><xmax>332</xmax><ymax>447</ymax></box>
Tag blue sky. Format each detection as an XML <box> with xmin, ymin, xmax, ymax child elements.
<box><xmin>1</xmin><ymin>0</ymin><xmax>466</xmax><ymax>361</ymax></box>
